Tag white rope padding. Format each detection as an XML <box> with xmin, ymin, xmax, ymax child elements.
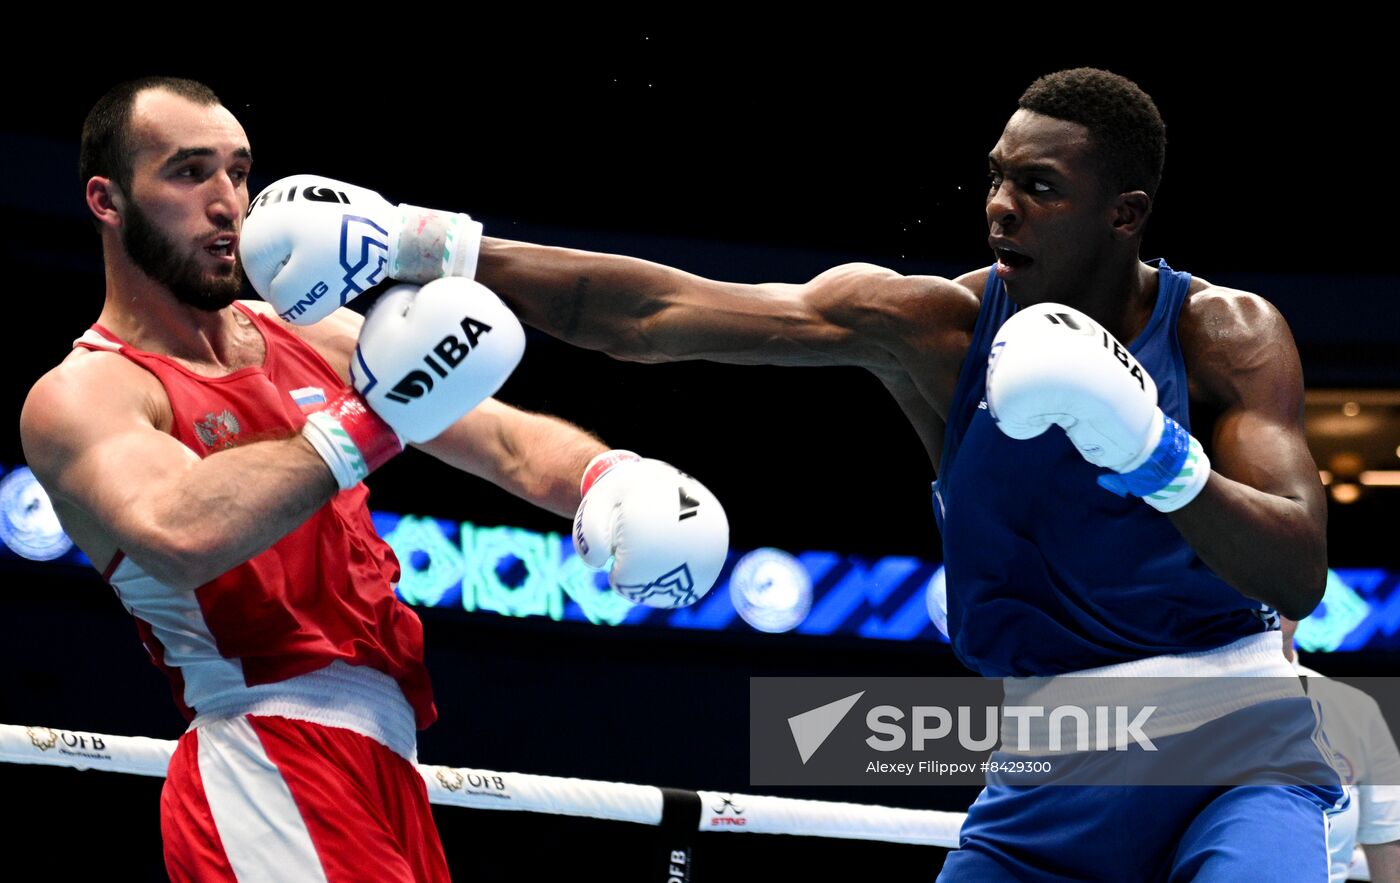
<box><xmin>0</xmin><ymin>723</ymin><xmax>961</xmax><ymax>846</ymax></box>
<box><xmin>1</xmin><ymin>722</ymin><xmax>1369</xmax><ymax>878</ymax></box>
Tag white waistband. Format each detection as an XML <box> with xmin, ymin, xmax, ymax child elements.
<box><xmin>1055</xmin><ymin>630</ymin><xmax>1295</xmax><ymax>679</ymax></box>
<box><xmin>1000</xmin><ymin>631</ymin><xmax>1305</xmax><ymax>753</ymax></box>
<box><xmin>189</xmin><ymin>661</ymin><xmax>417</xmax><ymax>762</ymax></box>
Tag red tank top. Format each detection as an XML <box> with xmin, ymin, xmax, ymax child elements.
<box><xmin>74</xmin><ymin>303</ymin><xmax>436</xmax><ymax>729</ymax></box>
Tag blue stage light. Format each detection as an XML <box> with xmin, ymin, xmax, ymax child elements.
<box><xmin>0</xmin><ymin>467</ymin><xmax>74</xmax><ymax>561</ymax></box>
<box><xmin>730</xmin><ymin>547</ymin><xmax>813</xmax><ymax>633</ymax></box>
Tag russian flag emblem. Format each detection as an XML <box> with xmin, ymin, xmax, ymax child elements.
<box><xmin>290</xmin><ymin>386</ymin><xmax>327</xmax><ymax>412</ymax></box>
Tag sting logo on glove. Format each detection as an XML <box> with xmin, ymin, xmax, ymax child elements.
<box><xmin>276</xmin><ymin>214</ymin><xmax>391</xmax><ymax>323</ymax></box>
<box><xmin>241</xmin><ymin>173</ymin><xmax>485</xmax><ymax>326</ymax></box>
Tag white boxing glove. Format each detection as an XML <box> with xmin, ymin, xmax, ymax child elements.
<box><xmin>301</xmin><ymin>278</ymin><xmax>525</xmax><ymax>489</ymax></box>
<box><xmin>985</xmin><ymin>303</ymin><xmax>1210</xmax><ymax>512</ymax></box>
<box><xmin>240</xmin><ymin>174</ymin><xmax>483</xmax><ymax>325</ymax></box>
<box><xmin>573</xmin><ymin>451</ymin><xmax>730</xmax><ymax>608</ymax></box>
<box><xmin>352</xmin><ymin>278</ymin><xmax>525</xmax><ymax>443</ymax></box>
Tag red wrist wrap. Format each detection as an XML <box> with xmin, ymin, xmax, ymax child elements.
<box><xmin>580</xmin><ymin>450</ymin><xmax>641</xmax><ymax>496</ymax></box>
<box><xmin>321</xmin><ymin>389</ymin><xmax>403</xmax><ymax>474</ymax></box>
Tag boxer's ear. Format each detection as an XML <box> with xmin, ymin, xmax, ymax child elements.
<box><xmin>1110</xmin><ymin>190</ymin><xmax>1151</xmax><ymax>240</ymax></box>
<box><xmin>87</xmin><ymin>177</ymin><xmax>124</xmax><ymax>229</ymax></box>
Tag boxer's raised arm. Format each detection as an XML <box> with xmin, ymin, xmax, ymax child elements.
<box><xmin>415</xmin><ymin>399</ymin><xmax>604</xmax><ymax>519</ymax></box>
<box><xmin>478</xmin><ymin>240</ymin><xmax>959</xmax><ymax>371</ymax></box>
<box><xmin>414</xmin><ymin>401</ymin><xmax>727</xmax><ymax>607</ymax></box>
<box><xmin>23</xmin><ymin>282</ymin><xmax>522</xmax><ymax>589</ymax></box>
<box><xmin>21</xmin><ymin>354</ymin><xmax>339</xmax><ymax>589</ymax></box>
<box><xmin>984</xmin><ymin>292</ymin><xmax>1327</xmax><ymax>619</ymax></box>
<box><xmin>237</xmin><ymin>175</ymin><xmax>967</xmax><ymax>375</ymax></box>
<box><xmin>293</xmin><ymin>301</ymin><xmax>729</xmax><ymax>603</ymax></box>
<box><xmin>1168</xmin><ymin>289</ymin><xmax>1327</xmax><ymax>619</ymax></box>
<box><xmin>285</xmin><ymin>301</ymin><xmax>602</xmax><ymax>518</ymax></box>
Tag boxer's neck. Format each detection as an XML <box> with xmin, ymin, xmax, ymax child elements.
<box><xmin>97</xmin><ymin>259</ymin><xmax>263</xmax><ymax>373</ymax></box>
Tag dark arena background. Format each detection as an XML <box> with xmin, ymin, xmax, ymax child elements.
<box><xmin>2</xmin><ymin>25</ymin><xmax>1396</xmax><ymax>881</ymax></box>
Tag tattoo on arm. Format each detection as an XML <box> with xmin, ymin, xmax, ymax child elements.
<box><xmin>546</xmin><ymin>276</ymin><xmax>589</xmax><ymax>338</ymax></box>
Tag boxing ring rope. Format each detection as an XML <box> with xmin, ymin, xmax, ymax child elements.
<box><xmin>0</xmin><ymin>722</ymin><xmax>960</xmax><ymax>846</ymax></box>
<box><xmin>1</xmin><ymin>722</ymin><xmax>1372</xmax><ymax>879</ymax></box>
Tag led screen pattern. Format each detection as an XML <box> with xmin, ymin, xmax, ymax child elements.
<box><xmin>1</xmin><ymin>463</ymin><xmax>1394</xmax><ymax>648</ymax></box>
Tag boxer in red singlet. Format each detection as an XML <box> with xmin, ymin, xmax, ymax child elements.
<box><xmin>20</xmin><ymin>77</ymin><xmax>727</xmax><ymax>882</ymax></box>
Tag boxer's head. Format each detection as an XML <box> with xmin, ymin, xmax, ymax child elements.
<box><xmin>987</xmin><ymin>69</ymin><xmax>1165</xmax><ymax>304</ymax></box>
<box><xmin>82</xmin><ymin>77</ymin><xmax>251</xmax><ymax>311</ymax></box>
<box><xmin>1018</xmin><ymin>68</ymin><xmax>1166</xmax><ymax>201</ymax></box>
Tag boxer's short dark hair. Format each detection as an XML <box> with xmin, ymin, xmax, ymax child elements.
<box><xmin>80</xmin><ymin>77</ymin><xmax>222</xmax><ymax>195</ymax></box>
<box><xmin>1019</xmin><ymin>68</ymin><xmax>1166</xmax><ymax>199</ymax></box>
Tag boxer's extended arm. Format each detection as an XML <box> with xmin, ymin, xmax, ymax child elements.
<box><xmin>20</xmin><ymin>356</ymin><xmax>338</xmax><ymax>590</ymax></box>
<box><xmin>1171</xmin><ymin>289</ymin><xmax>1327</xmax><ymax>620</ymax></box>
<box><xmin>478</xmin><ymin>239</ymin><xmax>961</xmax><ymax>371</ymax></box>
<box><xmin>416</xmin><ymin>399</ymin><xmax>604</xmax><ymax>518</ymax></box>
<box><xmin>238</xmin><ymin>176</ymin><xmax>971</xmax><ymax>379</ymax></box>
<box><xmin>296</xmin><ymin>303</ymin><xmax>726</xmax><ymax>599</ymax></box>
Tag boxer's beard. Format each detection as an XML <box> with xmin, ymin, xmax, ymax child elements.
<box><xmin>121</xmin><ymin>197</ymin><xmax>243</xmax><ymax>312</ymax></box>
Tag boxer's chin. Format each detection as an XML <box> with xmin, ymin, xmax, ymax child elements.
<box><xmin>122</xmin><ymin>196</ymin><xmax>243</xmax><ymax>313</ymax></box>
<box><xmin>171</xmin><ymin>265</ymin><xmax>243</xmax><ymax>313</ymax></box>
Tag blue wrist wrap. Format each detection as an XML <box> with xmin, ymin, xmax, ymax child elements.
<box><xmin>1097</xmin><ymin>413</ymin><xmax>1192</xmax><ymax>498</ymax></box>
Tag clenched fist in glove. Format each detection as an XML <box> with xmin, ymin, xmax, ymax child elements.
<box><xmin>240</xmin><ymin>174</ymin><xmax>482</xmax><ymax>325</ymax></box>
<box><xmin>573</xmin><ymin>451</ymin><xmax>729</xmax><ymax>608</ymax></box>
<box><xmin>302</xmin><ymin>277</ymin><xmax>525</xmax><ymax>489</ymax></box>
<box><xmin>985</xmin><ymin>303</ymin><xmax>1210</xmax><ymax>513</ymax></box>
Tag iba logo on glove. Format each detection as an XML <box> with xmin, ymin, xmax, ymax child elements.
<box><xmin>377</xmin><ymin>315</ymin><xmax>494</xmax><ymax>404</ymax></box>
<box><xmin>1040</xmin><ymin>311</ymin><xmax>1147</xmax><ymax>393</ymax></box>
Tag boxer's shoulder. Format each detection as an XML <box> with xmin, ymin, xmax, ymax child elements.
<box><xmin>1177</xmin><ymin>281</ymin><xmax>1300</xmax><ymax>409</ymax></box>
<box><xmin>21</xmin><ymin>349</ymin><xmax>174</xmax><ymax>548</ymax></box>
<box><xmin>27</xmin><ymin>345</ymin><xmax>172</xmax><ymax>439</ymax></box>
<box><xmin>811</xmin><ymin>263</ymin><xmax>979</xmax><ymax>348</ymax></box>
<box><xmin>1179</xmin><ymin>278</ymin><xmax>1282</xmax><ymax>338</ymax></box>
<box><xmin>951</xmin><ymin>265</ymin><xmax>993</xmax><ymax>303</ymax></box>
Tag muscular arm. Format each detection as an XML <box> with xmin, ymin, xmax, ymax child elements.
<box><xmin>20</xmin><ymin>354</ymin><xmax>338</xmax><ymax>590</ymax></box>
<box><xmin>477</xmin><ymin>239</ymin><xmax>936</xmax><ymax>370</ymax></box>
<box><xmin>414</xmin><ymin>400</ymin><xmax>604</xmax><ymax>518</ymax></box>
<box><xmin>288</xmin><ymin>303</ymin><xmax>605</xmax><ymax>518</ymax></box>
<box><xmin>1171</xmin><ymin>289</ymin><xmax>1327</xmax><ymax>619</ymax></box>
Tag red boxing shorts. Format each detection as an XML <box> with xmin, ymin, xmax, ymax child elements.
<box><xmin>161</xmin><ymin>715</ymin><xmax>449</xmax><ymax>882</ymax></box>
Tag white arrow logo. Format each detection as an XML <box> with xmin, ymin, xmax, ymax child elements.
<box><xmin>788</xmin><ymin>691</ymin><xmax>865</xmax><ymax>764</ymax></box>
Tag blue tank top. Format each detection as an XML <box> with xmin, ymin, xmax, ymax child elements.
<box><xmin>934</xmin><ymin>260</ymin><xmax>1274</xmax><ymax>676</ymax></box>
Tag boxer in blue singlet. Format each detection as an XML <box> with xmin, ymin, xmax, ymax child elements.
<box><xmin>927</xmin><ymin>259</ymin><xmax>1344</xmax><ymax>881</ymax></box>
<box><xmin>272</xmin><ymin>67</ymin><xmax>1346</xmax><ymax>880</ymax></box>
